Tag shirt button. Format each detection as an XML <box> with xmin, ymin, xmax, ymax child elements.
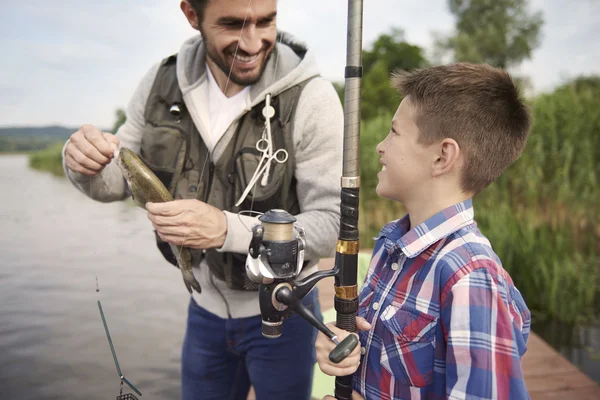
<box><xmin>391</xmin><ymin>262</ymin><xmax>399</xmax><ymax>270</ymax></box>
<box><xmin>360</xmin><ymin>346</ymin><xmax>366</xmax><ymax>355</ymax></box>
<box><xmin>372</xmin><ymin>302</ymin><xmax>380</xmax><ymax>311</ymax></box>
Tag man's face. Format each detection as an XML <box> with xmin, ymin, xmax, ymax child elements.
<box><xmin>375</xmin><ymin>97</ymin><xmax>435</xmax><ymax>204</ymax></box>
<box><xmin>201</xmin><ymin>0</ymin><xmax>278</xmax><ymax>86</ymax></box>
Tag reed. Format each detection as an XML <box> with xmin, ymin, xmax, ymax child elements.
<box><xmin>28</xmin><ymin>142</ymin><xmax>66</xmax><ymax>177</ymax></box>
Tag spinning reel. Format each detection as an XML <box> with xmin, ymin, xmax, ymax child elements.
<box><xmin>245</xmin><ymin>209</ymin><xmax>358</xmax><ymax>364</ymax></box>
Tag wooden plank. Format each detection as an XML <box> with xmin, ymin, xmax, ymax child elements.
<box><xmin>526</xmin><ymin>370</ymin><xmax>598</xmax><ymax>392</ymax></box>
<box><xmin>522</xmin><ymin>334</ymin><xmax>581</xmax><ymax>377</ymax></box>
<box><xmin>530</xmin><ymin>386</ymin><xmax>600</xmax><ymax>400</ymax></box>
<box><xmin>522</xmin><ymin>353</ymin><xmax>581</xmax><ymax>378</ymax></box>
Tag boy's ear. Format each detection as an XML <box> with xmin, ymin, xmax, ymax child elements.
<box><xmin>432</xmin><ymin>138</ymin><xmax>461</xmax><ymax>177</ymax></box>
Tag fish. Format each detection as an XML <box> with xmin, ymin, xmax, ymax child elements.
<box><xmin>114</xmin><ymin>147</ymin><xmax>201</xmax><ymax>294</ymax></box>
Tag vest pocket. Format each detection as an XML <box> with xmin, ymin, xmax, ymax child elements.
<box><xmin>232</xmin><ymin>146</ymin><xmax>286</xmax><ymax>211</ymax></box>
<box><xmin>379</xmin><ymin>305</ymin><xmax>438</xmax><ymax>387</ymax></box>
<box><xmin>140</xmin><ymin>125</ymin><xmax>186</xmax><ymax>190</ymax></box>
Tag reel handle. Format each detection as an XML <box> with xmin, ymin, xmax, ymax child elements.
<box><xmin>274</xmin><ymin>286</ymin><xmax>359</xmax><ymax>363</ymax></box>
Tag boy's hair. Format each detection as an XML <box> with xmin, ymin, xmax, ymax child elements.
<box><xmin>391</xmin><ymin>63</ymin><xmax>531</xmax><ymax>194</ymax></box>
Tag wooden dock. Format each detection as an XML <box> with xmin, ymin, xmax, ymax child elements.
<box><xmin>314</xmin><ymin>257</ymin><xmax>600</xmax><ymax>400</ymax></box>
<box><xmin>521</xmin><ymin>333</ymin><xmax>600</xmax><ymax>399</ymax></box>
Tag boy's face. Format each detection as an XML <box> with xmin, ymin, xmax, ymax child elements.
<box><xmin>376</xmin><ymin>97</ymin><xmax>435</xmax><ymax>203</ymax></box>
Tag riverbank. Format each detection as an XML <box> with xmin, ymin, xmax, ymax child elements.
<box><xmin>27</xmin><ymin>142</ymin><xmax>65</xmax><ymax>177</ymax></box>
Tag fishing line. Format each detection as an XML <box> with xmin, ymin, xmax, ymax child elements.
<box><xmin>209</xmin><ymin>0</ymin><xmax>256</xmax><ymax>318</ymax></box>
<box><xmin>89</xmin><ymin>151</ymin><xmax>142</xmax><ymax>399</ymax></box>
<box><xmin>223</xmin><ymin>0</ymin><xmax>253</xmax><ymax>96</ymax></box>
<box><xmin>237</xmin><ymin>210</ymin><xmax>264</xmax><ymax>233</ymax></box>
<box><xmin>176</xmin><ymin>0</ymin><xmax>253</xmax><ymax>258</ymax></box>
<box><xmin>168</xmin><ymin>1</ymin><xmax>256</xmax><ymax>318</ymax></box>
<box><xmin>96</xmin><ymin>275</ymin><xmax>143</xmax><ymax>399</ymax></box>
<box><xmin>238</xmin><ymin>18</ymin><xmax>282</xmax><ymax>232</ymax></box>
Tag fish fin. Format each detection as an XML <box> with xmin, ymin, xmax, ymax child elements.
<box><xmin>174</xmin><ymin>246</ymin><xmax>202</xmax><ymax>294</ymax></box>
<box><xmin>183</xmin><ymin>278</ymin><xmax>193</xmax><ymax>294</ymax></box>
<box><xmin>191</xmin><ymin>279</ymin><xmax>202</xmax><ymax>294</ymax></box>
<box><xmin>182</xmin><ymin>270</ymin><xmax>201</xmax><ymax>294</ymax></box>
<box><xmin>182</xmin><ymin>274</ymin><xmax>201</xmax><ymax>294</ymax></box>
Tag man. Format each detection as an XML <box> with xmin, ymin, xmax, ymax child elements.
<box><xmin>62</xmin><ymin>1</ymin><xmax>344</xmax><ymax>399</ymax></box>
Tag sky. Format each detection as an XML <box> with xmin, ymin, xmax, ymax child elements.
<box><xmin>0</xmin><ymin>0</ymin><xmax>598</xmax><ymax>128</ymax></box>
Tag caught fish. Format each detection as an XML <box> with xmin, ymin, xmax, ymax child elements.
<box><xmin>115</xmin><ymin>147</ymin><xmax>201</xmax><ymax>294</ymax></box>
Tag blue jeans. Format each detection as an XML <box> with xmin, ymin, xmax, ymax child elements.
<box><xmin>181</xmin><ymin>288</ymin><xmax>322</xmax><ymax>400</ymax></box>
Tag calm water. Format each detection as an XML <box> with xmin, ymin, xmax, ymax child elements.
<box><xmin>0</xmin><ymin>155</ymin><xmax>598</xmax><ymax>400</ymax></box>
<box><xmin>0</xmin><ymin>155</ymin><xmax>189</xmax><ymax>399</ymax></box>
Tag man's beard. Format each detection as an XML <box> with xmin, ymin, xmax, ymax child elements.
<box><xmin>207</xmin><ymin>45</ymin><xmax>274</xmax><ymax>87</ymax></box>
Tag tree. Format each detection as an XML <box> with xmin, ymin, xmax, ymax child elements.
<box><xmin>112</xmin><ymin>108</ymin><xmax>127</xmax><ymax>134</ymax></box>
<box><xmin>437</xmin><ymin>0</ymin><xmax>543</xmax><ymax>69</ymax></box>
<box><xmin>362</xmin><ymin>28</ymin><xmax>427</xmax><ymax>74</ymax></box>
<box><xmin>336</xmin><ymin>28</ymin><xmax>428</xmax><ymax>120</ymax></box>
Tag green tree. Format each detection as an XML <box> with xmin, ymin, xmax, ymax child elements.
<box><xmin>437</xmin><ymin>0</ymin><xmax>543</xmax><ymax>68</ymax></box>
<box><xmin>112</xmin><ymin>108</ymin><xmax>127</xmax><ymax>133</ymax></box>
<box><xmin>336</xmin><ymin>28</ymin><xmax>428</xmax><ymax>120</ymax></box>
<box><xmin>362</xmin><ymin>28</ymin><xmax>427</xmax><ymax>74</ymax></box>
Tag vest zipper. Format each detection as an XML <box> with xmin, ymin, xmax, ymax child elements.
<box><xmin>203</xmin><ymin>162</ymin><xmax>215</xmax><ymax>203</ymax></box>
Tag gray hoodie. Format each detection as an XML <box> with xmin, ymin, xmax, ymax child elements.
<box><xmin>63</xmin><ymin>33</ymin><xmax>344</xmax><ymax>318</ymax></box>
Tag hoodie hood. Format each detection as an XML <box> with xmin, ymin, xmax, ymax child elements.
<box><xmin>175</xmin><ymin>31</ymin><xmax>321</xmax><ymax>108</ymax></box>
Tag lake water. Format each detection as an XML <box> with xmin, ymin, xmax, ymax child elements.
<box><xmin>0</xmin><ymin>154</ymin><xmax>598</xmax><ymax>400</ymax></box>
<box><xmin>0</xmin><ymin>155</ymin><xmax>189</xmax><ymax>399</ymax></box>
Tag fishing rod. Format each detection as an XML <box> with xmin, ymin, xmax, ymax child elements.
<box><xmin>89</xmin><ymin>170</ymin><xmax>142</xmax><ymax>399</ymax></box>
<box><xmin>244</xmin><ymin>1</ymin><xmax>363</xmax><ymax>400</ymax></box>
<box><xmin>96</xmin><ymin>275</ymin><xmax>143</xmax><ymax>399</ymax></box>
<box><xmin>332</xmin><ymin>0</ymin><xmax>363</xmax><ymax>397</ymax></box>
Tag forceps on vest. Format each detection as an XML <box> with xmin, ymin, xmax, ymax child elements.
<box><xmin>235</xmin><ymin>93</ymin><xmax>289</xmax><ymax>207</ymax></box>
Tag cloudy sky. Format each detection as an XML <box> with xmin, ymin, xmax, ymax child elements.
<box><xmin>1</xmin><ymin>0</ymin><xmax>598</xmax><ymax>128</ymax></box>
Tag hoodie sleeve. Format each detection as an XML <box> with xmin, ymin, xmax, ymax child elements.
<box><xmin>62</xmin><ymin>63</ymin><xmax>160</xmax><ymax>202</ymax></box>
<box><xmin>220</xmin><ymin>77</ymin><xmax>344</xmax><ymax>261</ymax></box>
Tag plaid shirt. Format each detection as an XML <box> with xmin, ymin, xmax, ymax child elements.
<box><xmin>353</xmin><ymin>199</ymin><xmax>531</xmax><ymax>400</ymax></box>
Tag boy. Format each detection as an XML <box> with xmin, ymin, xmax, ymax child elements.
<box><xmin>316</xmin><ymin>63</ymin><xmax>532</xmax><ymax>400</ymax></box>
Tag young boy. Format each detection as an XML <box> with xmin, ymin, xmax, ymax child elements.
<box><xmin>316</xmin><ymin>63</ymin><xmax>532</xmax><ymax>400</ymax></box>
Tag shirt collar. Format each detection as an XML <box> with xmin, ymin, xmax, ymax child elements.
<box><xmin>377</xmin><ymin>199</ymin><xmax>475</xmax><ymax>258</ymax></box>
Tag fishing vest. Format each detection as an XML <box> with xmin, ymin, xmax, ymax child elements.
<box><xmin>140</xmin><ymin>54</ymin><xmax>311</xmax><ymax>291</ymax></box>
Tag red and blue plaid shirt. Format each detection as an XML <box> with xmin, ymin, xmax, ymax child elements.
<box><xmin>353</xmin><ymin>199</ymin><xmax>531</xmax><ymax>400</ymax></box>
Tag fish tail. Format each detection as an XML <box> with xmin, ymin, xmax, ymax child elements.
<box><xmin>181</xmin><ymin>267</ymin><xmax>201</xmax><ymax>294</ymax></box>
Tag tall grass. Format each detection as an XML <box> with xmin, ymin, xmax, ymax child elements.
<box><xmin>28</xmin><ymin>142</ymin><xmax>66</xmax><ymax>177</ymax></box>
<box><xmin>358</xmin><ymin>114</ymin><xmax>407</xmax><ymax>244</ymax></box>
<box><xmin>358</xmin><ymin>77</ymin><xmax>599</xmax><ymax>324</ymax></box>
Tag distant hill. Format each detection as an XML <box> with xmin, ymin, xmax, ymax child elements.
<box><xmin>0</xmin><ymin>125</ymin><xmax>77</xmax><ymax>139</ymax></box>
<box><xmin>0</xmin><ymin>125</ymin><xmax>77</xmax><ymax>152</ymax></box>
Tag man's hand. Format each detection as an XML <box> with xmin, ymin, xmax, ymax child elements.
<box><xmin>64</xmin><ymin>124</ymin><xmax>119</xmax><ymax>176</ymax></box>
<box><xmin>146</xmin><ymin>199</ymin><xmax>228</xmax><ymax>249</ymax></box>
<box><xmin>322</xmin><ymin>391</ymin><xmax>365</xmax><ymax>400</ymax></box>
<box><xmin>316</xmin><ymin>316</ymin><xmax>372</xmax><ymax>377</ymax></box>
